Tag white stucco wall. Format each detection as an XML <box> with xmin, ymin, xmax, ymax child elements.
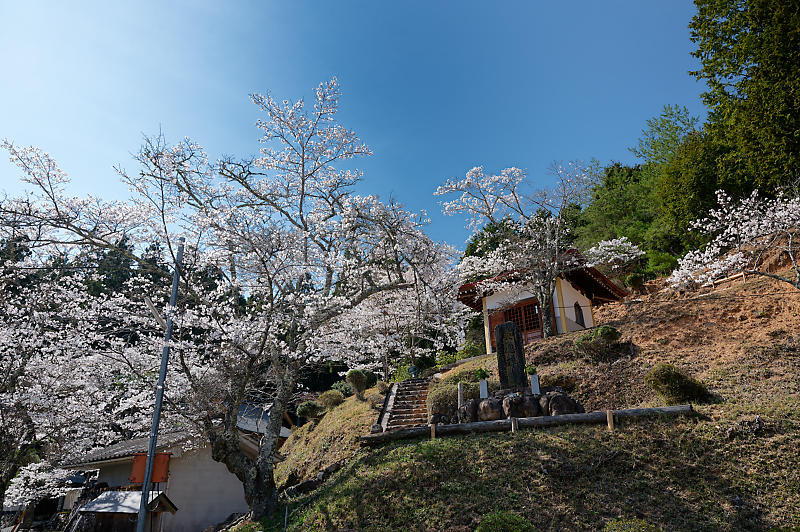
<box><xmin>558</xmin><ymin>278</ymin><xmax>594</xmax><ymax>332</ymax></box>
<box><xmin>161</xmin><ymin>446</ymin><xmax>249</xmax><ymax>532</ymax></box>
<box><xmin>96</xmin><ymin>461</ymin><xmax>133</xmax><ymax>487</ymax></box>
<box><xmin>482</xmin><ymin>277</ymin><xmax>593</xmax><ymax>352</ymax></box>
<box><xmin>91</xmin><ymin>446</ymin><xmax>248</xmax><ymax>532</ymax></box>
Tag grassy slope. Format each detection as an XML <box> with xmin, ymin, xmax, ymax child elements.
<box><xmin>280</xmin><ymin>277</ymin><xmax>800</xmax><ymax>531</ymax></box>
<box><xmin>275</xmin><ymin>388</ymin><xmax>379</xmax><ymax>488</ymax></box>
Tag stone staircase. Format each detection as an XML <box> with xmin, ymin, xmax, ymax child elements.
<box><xmin>385</xmin><ymin>378</ymin><xmax>431</xmax><ymax>431</ymax></box>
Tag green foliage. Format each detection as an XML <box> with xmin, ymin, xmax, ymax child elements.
<box><xmin>643</xmin><ymin>250</ymin><xmax>678</xmax><ymax>277</ymax></box>
<box><xmin>475</xmin><ymin>510</ymin><xmax>536</xmax><ymax>532</ymax></box>
<box><xmin>296</xmin><ymin>400</ymin><xmax>325</xmax><ymax>420</ymax></box>
<box><xmin>574</xmin><ymin>163</ymin><xmax>657</xmax><ymax>253</ymax></box>
<box><xmin>346</xmin><ymin>369</ymin><xmax>368</xmax><ymax>400</ymax></box>
<box><xmin>318</xmin><ymin>390</ymin><xmax>345</xmax><ymax>410</ymax></box>
<box><xmin>475</xmin><ymin>368</ymin><xmax>490</xmax><ymax>380</ymax></box>
<box><xmin>331</xmin><ymin>380</ymin><xmax>353</xmax><ymax>397</ymax></box>
<box><xmin>603</xmin><ymin>518</ymin><xmax>659</xmax><ymax>531</ymax></box>
<box><xmin>463</xmin><ymin>218</ymin><xmax>519</xmax><ymax>259</ymax></box>
<box><xmin>645</xmin><ymin>363</ymin><xmax>711</xmax><ymax>405</ymax></box>
<box><xmin>574</xmin><ymin>326</ymin><xmax>624</xmax><ymax>362</ymax></box>
<box><xmin>390</xmin><ymin>364</ymin><xmax>411</xmax><ymax>382</ymax></box>
<box><xmin>656</xmin><ymin>131</ymin><xmax>743</xmax><ymax>250</ymax></box>
<box><xmin>690</xmin><ymin>0</ymin><xmax>800</xmax><ymax>190</ymax></box>
<box><xmin>525</xmin><ymin>364</ymin><xmax>537</xmax><ymax>375</ymax></box>
<box><xmin>625</xmin><ymin>273</ymin><xmax>644</xmax><ymax>290</ymax></box>
<box><xmin>630</xmin><ymin>105</ymin><xmax>700</xmax><ymax>166</ymax></box>
<box><xmin>363</xmin><ymin>369</ymin><xmax>378</xmax><ymax>389</ymax></box>
<box><xmin>436</xmin><ymin>341</ymin><xmax>484</xmax><ymax>367</ymax></box>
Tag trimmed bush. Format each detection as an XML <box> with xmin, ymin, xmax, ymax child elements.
<box><xmin>331</xmin><ymin>380</ymin><xmax>353</xmax><ymax>397</ymax></box>
<box><xmin>645</xmin><ymin>363</ymin><xmax>710</xmax><ymax>404</ymax></box>
<box><xmin>363</xmin><ymin>369</ymin><xmax>378</xmax><ymax>389</ymax></box>
<box><xmin>318</xmin><ymin>390</ymin><xmax>345</xmax><ymax>410</ymax></box>
<box><xmin>603</xmin><ymin>518</ymin><xmax>659</xmax><ymax>531</ymax></box>
<box><xmin>346</xmin><ymin>369</ymin><xmax>368</xmax><ymax>400</ymax></box>
<box><xmin>376</xmin><ymin>380</ymin><xmax>390</xmax><ymax>394</ymax></box>
<box><xmin>625</xmin><ymin>272</ymin><xmax>644</xmax><ymax>291</ymax></box>
<box><xmin>475</xmin><ymin>510</ymin><xmax>536</xmax><ymax>532</ymax></box>
<box><xmin>296</xmin><ymin>400</ymin><xmax>325</xmax><ymax>420</ymax></box>
<box><xmin>427</xmin><ymin>379</ymin><xmax>500</xmax><ymax>416</ymax></box>
<box><xmin>574</xmin><ymin>325</ymin><xmax>624</xmax><ymax>362</ymax></box>
<box><xmin>540</xmin><ymin>373</ymin><xmax>577</xmax><ymax>394</ymax></box>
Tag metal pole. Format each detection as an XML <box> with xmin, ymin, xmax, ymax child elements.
<box><xmin>137</xmin><ymin>237</ymin><xmax>184</xmax><ymax>532</ymax></box>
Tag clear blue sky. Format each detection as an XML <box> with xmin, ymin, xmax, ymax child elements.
<box><xmin>0</xmin><ymin>1</ymin><xmax>705</xmax><ymax>248</ymax></box>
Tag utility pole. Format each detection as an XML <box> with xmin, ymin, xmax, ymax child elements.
<box><xmin>136</xmin><ymin>237</ymin><xmax>184</xmax><ymax>532</ymax></box>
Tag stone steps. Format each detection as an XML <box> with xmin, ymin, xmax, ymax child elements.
<box><xmin>384</xmin><ymin>377</ymin><xmax>431</xmax><ymax>431</ymax></box>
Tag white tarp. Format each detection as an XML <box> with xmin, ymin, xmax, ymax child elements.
<box><xmin>80</xmin><ymin>490</ymin><xmax>161</xmax><ymax>514</ymax></box>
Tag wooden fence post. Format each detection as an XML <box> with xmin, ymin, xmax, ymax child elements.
<box><xmin>606</xmin><ymin>410</ymin><xmax>614</xmax><ymax>431</ymax></box>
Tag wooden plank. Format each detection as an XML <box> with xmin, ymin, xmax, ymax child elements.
<box><xmin>360</xmin><ymin>405</ymin><xmax>693</xmax><ymax>445</ymax></box>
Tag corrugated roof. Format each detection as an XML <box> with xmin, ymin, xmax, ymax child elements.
<box><xmin>66</xmin><ymin>431</ymin><xmax>192</xmax><ymax>466</ymax></box>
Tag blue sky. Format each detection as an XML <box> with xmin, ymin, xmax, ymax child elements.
<box><xmin>0</xmin><ymin>1</ymin><xmax>705</xmax><ymax>248</ymax></box>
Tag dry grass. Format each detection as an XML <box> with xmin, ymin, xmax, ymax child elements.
<box><xmin>279</xmin><ymin>275</ymin><xmax>800</xmax><ymax>531</ymax></box>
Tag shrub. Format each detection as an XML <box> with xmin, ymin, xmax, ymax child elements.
<box><xmin>346</xmin><ymin>369</ymin><xmax>368</xmax><ymax>400</ymax></box>
<box><xmin>427</xmin><ymin>379</ymin><xmax>500</xmax><ymax>416</ymax></box>
<box><xmin>603</xmin><ymin>518</ymin><xmax>659</xmax><ymax>531</ymax></box>
<box><xmin>625</xmin><ymin>272</ymin><xmax>644</xmax><ymax>291</ymax></box>
<box><xmin>525</xmin><ymin>364</ymin><xmax>537</xmax><ymax>375</ymax></box>
<box><xmin>318</xmin><ymin>390</ymin><xmax>345</xmax><ymax>410</ymax></box>
<box><xmin>645</xmin><ymin>363</ymin><xmax>710</xmax><ymax>404</ymax></box>
<box><xmin>475</xmin><ymin>368</ymin><xmax>490</xmax><ymax>379</ymax></box>
<box><xmin>475</xmin><ymin>510</ymin><xmax>536</xmax><ymax>532</ymax></box>
<box><xmin>376</xmin><ymin>380</ymin><xmax>390</xmax><ymax>394</ymax></box>
<box><xmin>540</xmin><ymin>373</ymin><xmax>577</xmax><ymax>394</ymax></box>
<box><xmin>574</xmin><ymin>325</ymin><xmax>624</xmax><ymax>362</ymax></box>
<box><xmin>331</xmin><ymin>380</ymin><xmax>353</xmax><ymax>397</ymax></box>
<box><xmin>296</xmin><ymin>400</ymin><xmax>325</xmax><ymax>420</ymax></box>
<box><xmin>363</xmin><ymin>369</ymin><xmax>378</xmax><ymax>389</ymax></box>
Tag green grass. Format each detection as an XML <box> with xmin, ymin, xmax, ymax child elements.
<box><xmin>285</xmin><ymin>409</ymin><xmax>800</xmax><ymax>530</ymax></box>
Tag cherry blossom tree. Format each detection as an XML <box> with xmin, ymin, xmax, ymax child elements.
<box><xmin>668</xmin><ymin>190</ymin><xmax>800</xmax><ymax>290</ymax></box>
<box><xmin>0</xmin><ymin>239</ymin><xmax>166</xmax><ymax>511</ymax></box>
<box><xmin>436</xmin><ymin>162</ymin><xmax>596</xmax><ymax>337</ymax></box>
<box><xmin>4</xmin><ymin>462</ymin><xmax>75</xmax><ymax>510</ymax></box>
<box><xmin>584</xmin><ymin>236</ymin><xmax>645</xmax><ymax>277</ymax></box>
<box><xmin>2</xmin><ymin>78</ymin><xmax>449</xmax><ymax>519</ymax></box>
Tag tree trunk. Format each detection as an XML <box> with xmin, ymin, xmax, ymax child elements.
<box><xmin>207</xmin><ymin>369</ymin><xmax>297</xmax><ymax>521</ymax></box>
<box><xmin>537</xmin><ymin>288</ymin><xmax>556</xmax><ymax>338</ymax></box>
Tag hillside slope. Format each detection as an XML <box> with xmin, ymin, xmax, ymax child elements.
<box><xmin>279</xmin><ymin>276</ymin><xmax>800</xmax><ymax>531</ymax></box>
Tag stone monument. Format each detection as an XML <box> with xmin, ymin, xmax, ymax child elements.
<box><xmin>494</xmin><ymin>321</ymin><xmax>526</xmax><ymax>389</ymax></box>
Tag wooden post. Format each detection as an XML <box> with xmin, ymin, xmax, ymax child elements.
<box><xmin>606</xmin><ymin>409</ymin><xmax>614</xmax><ymax>431</ymax></box>
<box><xmin>431</xmin><ymin>423</ymin><xmax>436</xmax><ymax>440</ymax></box>
<box><xmin>511</xmin><ymin>417</ymin><xmax>518</xmax><ymax>433</ymax></box>
<box><xmin>457</xmin><ymin>382</ymin><xmax>464</xmax><ymax>409</ymax></box>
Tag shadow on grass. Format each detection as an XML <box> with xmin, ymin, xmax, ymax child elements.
<box><xmin>285</xmin><ymin>417</ymin><xmax>781</xmax><ymax>531</ymax></box>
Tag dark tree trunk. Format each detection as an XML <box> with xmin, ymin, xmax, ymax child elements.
<box><xmin>207</xmin><ymin>367</ymin><xmax>297</xmax><ymax>521</ymax></box>
<box><xmin>535</xmin><ymin>286</ymin><xmax>556</xmax><ymax>338</ymax></box>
